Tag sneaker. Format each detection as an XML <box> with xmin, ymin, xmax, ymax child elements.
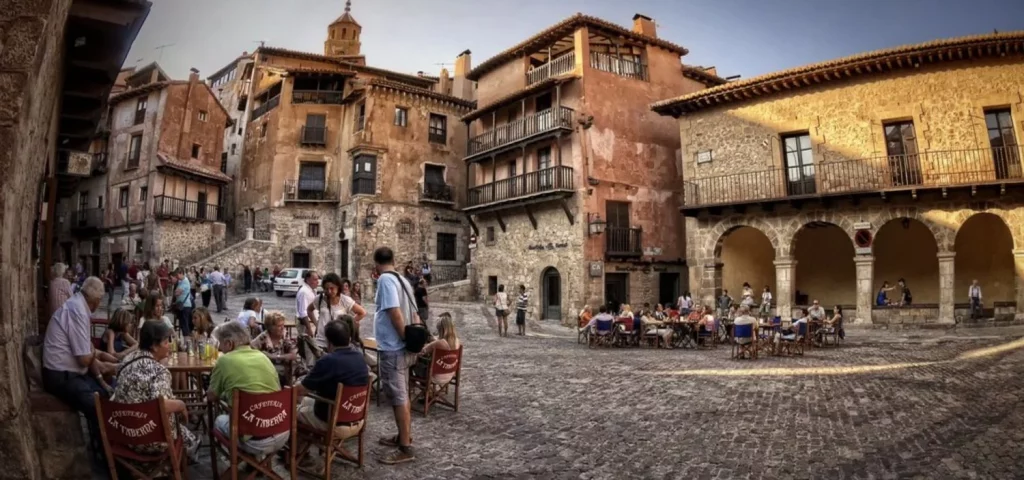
<box><xmin>379</xmin><ymin>446</ymin><xmax>416</xmax><ymax>465</ymax></box>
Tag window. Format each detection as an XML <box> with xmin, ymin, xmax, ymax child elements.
<box><xmin>134</xmin><ymin>238</ymin><xmax>143</xmax><ymax>254</ymax></box>
<box><xmin>307</xmin><ymin>223</ymin><xmax>320</xmax><ymax>238</ymax></box>
<box><xmin>488</xmin><ymin>276</ymin><xmax>498</xmax><ymax>296</ymax></box>
<box><xmin>127</xmin><ymin>134</ymin><xmax>142</xmax><ymax>169</ymax></box>
<box><xmin>507</xmin><ymin>161</ymin><xmax>516</xmax><ymax>178</ymax></box>
<box><xmin>356</xmin><ymin>103</ymin><xmax>365</xmax><ymax>131</ymax></box>
<box><xmin>139</xmin><ymin>186</ymin><xmax>147</xmax><ymax>201</ymax></box>
<box><xmin>97</xmin><ymin>195</ymin><xmax>103</xmax><ymax>209</ymax></box>
<box><xmin>118</xmin><ymin>186</ymin><xmax>129</xmax><ymax>208</ymax></box>
<box><xmin>428</xmin><ymin>113</ymin><xmax>446</xmax><ymax>144</ymax></box>
<box><xmin>303</xmin><ymin>114</ymin><xmax>327</xmax><ymax>145</ymax></box>
<box><xmin>221</xmin><ymin>153</ymin><xmax>228</xmax><ymax>173</ymax></box>
<box><xmin>134</xmin><ymin>98</ymin><xmax>147</xmax><ymax>125</ymax></box>
<box><xmin>436</xmin><ymin>232</ymin><xmax>457</xmax><ymax>261</ymax></box>
<box><xmin>782</xmin><ymin>133</ymin><xmax>816</xmax><ymax>195</ymax></box>
<box><xmin>538</xmin><ymin>147</ymin><xmax>552</xmax><ymax>188</ymax></box>
<box><xmin>231</xmin><ymin>144</ymin><xmax>237</xmax><ymax>155</ymax></box>
<box><xmin>191</xmin><ymin>143</ymin><xmax>201</xmax><ymax>159</ymax></box>
<box><xmin>198</xmin><ymin>110</ymin><xmax>208</xmax><ymax>122</ymax></box>
<box><xmin>985</xmin><ymin>109</ymin><xmax>1021</xmax><ymax>180</ymax></box>
<box><xmin>486</xmin><ymin>226</ymin><xmax>495</xmax><ymax>243</ymax></box>
<box><xmin>351</xmin><ymin>154</ymin><xmax>376</xmax><ymax>195</ymax></box>
<box><xmin>297</xmin><ymin>162</ymin><xmax>326</xmax><ymax>199</ymax></box>
<box><xmin>423</xmin><ymin>164</ymin><xmax>447</xmax><ymax>199</ymax></box>
<box><xmin>260</xmin><ymin>123</ymin><xmax>267</xmax><ymax>138</ymax></box>
<box><xmin>394</xmin><ymin>107</ymin><xmax>408</xmax><ymax>127</ymax></box>
<box><xmin>398</xmin><ymin>218</ymin><xmax>414</xmax><ymax>235</ymax></box>
<box><xmin>883</xmin><ymin>122</ymin><xmax>921</xmax><ymax>186</ymax></box>
<box><xmin>78</xmin><ymin>191</ymin><xmax>89</xmax><ymax>211</ymax></box>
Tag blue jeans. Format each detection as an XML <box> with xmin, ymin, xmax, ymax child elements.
<box><xmin>178</xmin><ymin>306</ymin><xmax>193</xmax><ymax>336</ymax></box>
<box><xmin>43</xmin><ymin>368</ymin><xmax>106</xmax><ymax>447</ymax></box>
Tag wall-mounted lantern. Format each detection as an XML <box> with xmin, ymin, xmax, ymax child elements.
<box><xmin>587</xmin><ymin>213</ymin><xmax>606</xmax><ymax>236</ymax></box>
<box><xmin>363</xmin><ymin>206</ymin><xmax>378</xmax><ymax>230</ymax></box>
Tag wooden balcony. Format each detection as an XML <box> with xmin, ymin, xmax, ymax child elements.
<box><xmin>606</xmin><ymin>227</ymin><xmax>642</xmax><ymax>258</ymax></box>
<box><xmin>250</xmin><ymin>95</ymin><xmax>280</xmax><ymax>121</ymax></box>
<box><xmin>420</xmin><ymin>183</ymin><xmax>455</xmax><ymax>205</ymax></box>
<box><xmin>590</xmin><ymin>52</ymin><xmax>648</xmax><ymax>81</ymax></box>
<box><xmin>300</xmin><ymin>126</ymin><xmax>327</xmax><ymax>146</ymax></box>
<box><xmin>153</xmin><ymin>195</ymin><xmax>223</xmax><ymax>222</ymax></box>
<box><xmin>526</xmin><ymin>52</ymin><xmax>575</xmax><ymax>86</ymax></box>
<box><xmin>466</xmin><ymin>165</ymin><xmax>574</xmax><ymax>212</ymax></box>
<box><xmin>70</xmin><ymin>208</ymin><xmax>104</xmax><ymax>232</ymax></box>
<box><xmin>285</xmin><ymin>178</ymin><xmax>338</xmax><ymax>202</ymax></box>
<box><xmin>681</xmin><ymin>146</ymin><xmax>1024</xmax><ymax>214</ymax></box>
<box><xmin>292</xmin><ymin>90</ymin><xmax>343</xmax><ymax>105</ymax></box>
<box><xmin>467</xmin><ymin>106</ymin><xmax>574</xmax><ymax>160</ymax></box>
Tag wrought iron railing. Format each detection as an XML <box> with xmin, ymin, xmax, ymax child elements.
<box><xmin>590</xmin><ymin>52</ymin><xmax>648</xmax><ymax>81</ymax></box>
<box><xmin>301</xmin><ymin>126</ymin><xmax>327</xmax><ymax>146</ymax></box>
<box><xmin>284</xmin><ymin>178</ymin><xmax>338</xmax><ymax>201</ymax></box>
<box><xmin>153</xmin><ymin>195</ymin><xmax>223</xmax><ymax>222</ymax></box>
<box><xmin>468</xmin><ymin>165</ymin><xmax>574</xmax><ymax>207</ymax></box>
<box><xmin>682</xmin><ymin>146</ymin><xmax>1024</xmax><ymax>208</ymax></box>
<box><xmin>420</xmin><ymin>183</ymin><xmax>454</xmax><ymax>204</ymax></box>
<box><xmin>429</xmin><ymin>264</ymin><xmax>467</xmax><ymax>286</ymax></box>
<box><xmin>292</xmin><ymin>90</ymin><xmax>343</xmax><ymax>105</ymax></box>
<box><xmin>468</xmin><ymin>106</ymin><xmax>574</xmax><ymax>157</ymax></box>
<box><xmin>351</xmin><ymin>177</ymin><xmax>375</xmax><ymax>196</ymax></box>
<box><xmin>526</xmin><ymin>52</ymin><xmax>575</xmax><ymax>85</ymax></box>
<box><xmin>605</xmin><ymin>227</ymin><xmax>642</xmax><ymax>257</ymax></box>
<box><xmin>70</xmin><ymin>208</ymin><xmax>103</xmax><ymax>230</ymax></box>
<box><xmin>250</xmin><ymin>95</ymin><xmax>280</xmax><ymax>121</ymax></box>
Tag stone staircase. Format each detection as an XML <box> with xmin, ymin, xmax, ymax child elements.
<box><xmin>186</xmin><ymin>228</ymin><xmax>277</xmax><ymax>270</ymax></box>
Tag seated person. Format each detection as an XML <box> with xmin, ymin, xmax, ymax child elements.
<box><xmin>732</xmin><ymin>306</ymin><xmax>757</xmax><ymax>345</ymax></box>
<box><xmin>577</xmin><ymin>305</ymin><xmax>593</xmax><ymax>329</ymax></box>
<box><xmin>877</xmin><ymin>281</ymin><xmax>894</xmax><ymax>306</ymax></box>
<box><xmin>251</xmin><ymin>311</ymin><xmax>307</xmax><ymax>385</ymax></box>
<box><xmin>778</xmin><ymin>308</ymin><xmax>809</xmax><ymax>342</ymax></box>
<box><xmin>294</xmin><ymin>320</ymin><xmax>368</xmax><ymax>442</ymax></box>
<box><xmin>582</xmin><ymin>305</ymin><xmax>616</xmax><ymax>335</ymax></box>
<box><xmin>112</xmin><ymin>320</ymin><xmax>200</xmax><ymax>462</ymax></box>
<box><xmin>121</xmin><ymin>283</ymin><xmax>144</xmax><ymax>310</ymax></box>
<box><xmin>207</xmin><ymin>322</ymin><xmax>288</xmax><ymax>457</ymax></box>
<box><xmin>140</xmin><ymin>290</ymin><xmax>174</xmax><ymax>331</ymax></box>
<box><xmin>416</xmin><ymin>313</ymin><xmax>461</xmax><ymax>384</ymax></box>
<box><xmin>698</xmin><ymin>305</ymin><xmax>716</xmax><ymax>333</ymax></box>
<box><xmin>191</xmin><ymin>307</ymin><xmax>216</xmax><ymax>342</ymax></box>
<box><xmin>652</xmin><ymin>304</ymin><xmax>666</xmax><ymax>321</ymax></box>
<box><xmin>807</xmin><ymin>300</ymin><xmax>826</xmax><ymax>322</ymax></box>
<box><xmin>687</xmin><ymin>305</ymin><xmax>704</xmax><ymax>323</ymax></box>
<box><xmin>236</xmin><ymin>297</ymin><xmax>260</xmax><ymax>328</ymax></box>
<box><xmin>102</xmin><ymin>307</ymin><xmax>138</xmax><ymax>360</ymax></box>
<box><xmin>727</xmin><ymin>305</ymin><xmax>739</xmax><ymax>322</ymax></box>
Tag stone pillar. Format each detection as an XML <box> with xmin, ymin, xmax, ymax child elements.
<box><xmin>937</xmin><ymin>251</ymin><xmax>956</xmax><ymax>324</ymax></box>
<box><xmin>1013</xmin><ymin>250</ymin><xmax>1024</xmax><ymax>319</ymax></box>
<box><xmin>853</xmin><ymin>256</ymin><xmax>874</xmax><ymax>324</ymax></box>
<box><xmin>245</xmin><ymin>227</ymin><xmax>254</xmax><ymax>241</ymax></box>
<box><xmin>773</xmin><ymin>258</ymin><xmax>796</xmax><ymax>320</ymax></box>
<box><xmin>699</xmin><ymin>262</ymin><xmax>722</xmax><ymax>306</ymax></box>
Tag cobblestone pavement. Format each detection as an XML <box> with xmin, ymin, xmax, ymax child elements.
<box><xmin>113</xmin><ymin>291</ymin><xmax>1024</xmax><ymax>479</ymax></box>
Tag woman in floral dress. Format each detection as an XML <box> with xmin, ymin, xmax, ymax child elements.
<box><xmin>111</xmin><ymin>320</ymin><xmax>199</xmax><ymax>461</ymax></box>
<box><xmin>250</xmin><ymin>311</ymin><xmax>307</xmax><ymax>385</ymax></box>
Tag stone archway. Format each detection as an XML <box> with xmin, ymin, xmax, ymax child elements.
<box><xmin>717</xmin><ymin>226</ymin><xmax>777</xmax><ymax>306</ymax></box>
<box><xmin>540</xmin><ymin>267</ymin><xmax>561</xmax><ymax>320</ymax></box>
<box><xmin>792</xmin><ymin>222</ymin><xmax>856</xmax><ymax>306</ymax></box>
<box><xmin>874</xmin><ymin>217</ymin><xmax>940</xmax><ymax>303</ymax></box>
<box><xmin>955</xmin><ymin>212</ymin><xmax>1015</xmax><ymax>303</ymax></box>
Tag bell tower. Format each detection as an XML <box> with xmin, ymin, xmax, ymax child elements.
<box><xmin>324</xmin><ymin>0</ymin><xmax>362</xmax><ymax>59</ymax></box>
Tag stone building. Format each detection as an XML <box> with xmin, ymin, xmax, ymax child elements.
<box><xmin>207</xmin><ymin>52</ymin><xmax>256</xmax><ymax>236</ymax></box>
<box><xmin>652</xmin><ymin>32</ymin><xmax>1024</xmax><ymax>326</ymax></box>
<box><xmin>55</xmin><ymin>62</ymin><xmax>232</xmax><ymax>269</ymax></box>
<box><xmin>222</xmin><ymin>3</ymin><xmax>474</xmax><ymax>282</ymax></box>
<box><xmin>463</xmin><ymin>13</ymin><xmax>720</xmax><ymax>324</ymax></box>
<box><xmin>2</xmin><ymin>1</ymin><xmax>150</xmax><ymax>478</ymax></box>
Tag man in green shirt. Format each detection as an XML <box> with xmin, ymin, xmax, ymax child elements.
<box><xmin>208</xmin><ymin>321</ymin><xmax>289</xmax><ymax>456</ymax></box>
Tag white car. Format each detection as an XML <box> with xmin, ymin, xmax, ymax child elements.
<box><xmin>274</xmin><ymin>268</ymin><xmax>316</xmax><ymax>297</ymax></box>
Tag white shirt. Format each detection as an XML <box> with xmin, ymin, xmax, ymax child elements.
<box><xmin>314</xmin><ymin>294</ymin><xmax>356</xmax><ymax>348</ymax></box>
<box><xmin>969</xmin><ymin>285</ymin><xmax>982</xmax><ymax>299</ymax></box>
<box><xmin>208</xmin><ymin>271</ymin><xmax>226</xmax><ymax>286</ymax></box>
<box><xmin>495</xmin><ymin>292</ymin><xmax>509</xmax><ymax>310</ymax></box>
<box><xmin>296</xmin><ymin>283</ymin><xmax>316</xmax><ymax>319</ymax></box>
<box><xmin>762</xmin><ymin>291</ymin><xmax>772</xmax><ymax>304</ymax></box>
<box><xmin>136</xmin><ymin>269</ymin><xmax>149</xmax><ymax>284</ymax></box>
<box><xmin>677</xmin><ymin>295</ymin><xmax>690</xmax><ymax>310</ymax></box>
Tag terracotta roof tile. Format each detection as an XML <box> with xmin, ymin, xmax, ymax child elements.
<box><xmin>367</xmin><ymin>79</ymin><xmax>475</xmax><ymax>110</ymax></box>
<box><xmin>653</xmin><ymin>31</ymin><xmax>1024</xmax><ymax>115</ymax></box>
<box><xmin>157</xmin><ymin>153</ymin><xmax>232</xmax><ymax>183</ymax></box>
<box><xmin>109</xmin><ymin>80</ymin><xmax>184</xmax><ymax>104</ymax></box>
<box><xmin>257</xmin><ymin>46</ymin><xmax>435</xmax><ymax>88</ymax></box>
<box><xmin>681</xmin><ymin>65</ymin><xmax>728</xmax><ymax>87</ymax></box>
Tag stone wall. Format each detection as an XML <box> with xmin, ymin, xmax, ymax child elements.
<box><xmin>269</xmin><ymin>203</ymin><xmax>336</xmax><ymax>273</ymax></box>
<box><xmin>187</xmin><ymin>238</ymin><xmax>278</xmax><ymax>274</ymax></box>
<box><xmin>152</xmin><ymin>219</ymin><xmax>226</xmax><ymax>265</ymax></box>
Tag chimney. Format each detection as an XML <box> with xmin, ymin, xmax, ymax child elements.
<box><xmin>189</xmin><ymin>67</ymin><xmax>200</xmax><ymax>85</ymax></box>
<box><xmin>438</xmin><ymin>68</ymin><xmax>451</xmax><ymax>96</ymax></box>
<box><xmin>703</xmin><ymin>66</ymin><xmax>718</xmax><ymax>77</ymax></box>
<box><xmin>452</xmin><ymin>49</ymin><xmax>474</xmax><ymax>101</ymax></box>
<box><xmin>632</xmin><ymin>14</ymin><xmax>656</xmax><ymax>38</ymax></box>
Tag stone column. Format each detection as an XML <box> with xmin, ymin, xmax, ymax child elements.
<box><xmin>1013</xmin><ymin>250</ymin><xmax>1024</xmax><ymax>318</ymax></box>
<box><xmin>853</xmin><ymin>256</ymin><xmax>874</xmax><ymax>324</ymax></box>
<box><xmin>245</xmin><ymin>227</ymin><xmax>254</xmax><ymax>241</ymax></box>
<box><xmin>937</xmin><ymin>251</ymin><xmax>956</xmax><ymax>324</ymax></box>
<box><xmin>773</xmin><ymin>258</ymin><xmax>797</xmax><ymax>320</ymax></box>
<box><xmin>699</xmin><ymin>262</ymin><xmax>723</xmax><ymax>306</ymax></box>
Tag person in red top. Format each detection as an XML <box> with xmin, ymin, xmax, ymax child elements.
<box><xmin>128</xmin><ymin>262</ymin><xmax>139</xmax><ymax>285</ymax></box>
<box><xmin>157</xmin><ymin>261</ymin><xmax>169</xmax><ymax>280</ymax></box>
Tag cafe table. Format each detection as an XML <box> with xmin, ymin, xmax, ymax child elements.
<box><xmin>167</xmin><ymin>352</ymin><xmax>217</xmax><ymax>442</ymax></box>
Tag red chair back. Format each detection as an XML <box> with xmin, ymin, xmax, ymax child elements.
<box><xmin>232</xmin><ymin>387</ymin><xmax>295</xmax><ymax>438</ymax></box>
<box><xmin>97</xmin><ymin>397</ymin><xmax>171</xmax><ymax>447</ymax></box>
<box><xmin>334</xmin><ymin>384</ymin><xmax>370</xmax><ymax>424</ymax></box>
<box><xmin>429</xmin><ymin>347</ymin><xmax>462</xmax><ymax>378</ymax></box>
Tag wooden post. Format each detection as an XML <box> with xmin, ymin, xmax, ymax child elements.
<box><xmin>491</xmin><ymin>154</ymin><xmax>496</xmax><ymax>202</ymax></box>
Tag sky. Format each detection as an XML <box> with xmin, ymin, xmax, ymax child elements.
<box><xmin>127</xmin><ymin>0</ymin><xmax>1024</xmax><ymax>82</ymax></box>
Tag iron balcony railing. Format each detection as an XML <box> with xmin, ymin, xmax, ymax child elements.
<box><xmin>468</xmin><ymin>165</ymin><xmax>574</xmax><ymax>208</ymax></box>
<box><xmin>250</xmin><ymin>95</ymin><xmax>280</xmax><ymax>121</ymax></box>
<box><xmin>468</xmin><ymin>106</ymin><xmax>574</xmax><ymax>157</ymax></box>
<box><xmin>153</xmin><ymin>195</ymin><xmax>223</xmax><ymax>222</ymax></box>
<box><xmin>429</xmin><ymin>264</ymin><xmax>468</xmax><ymax>286</ymax></box>
<box><xmin>590</xmin><ymin>52</ymin><xmax>648</xmax><ymax>81</ymax></box>
<box><xmin>292</xmin><ymin>90</ymin><xmax>343</xmax><ymax>105</ymax></box>
<box><xmin>70</xmin><ymin>208</ymin><xmax>103</xmax><ymax>230</ymax></box>
<box><xmin>420</xmin><ymin>183</ymin><xmax>454</xmax><ymax>204</ymax></box>
<box><xmin>526</xmin><ymin>52</ymin><xmax>575</xmax><ymax>86</ymax></box>
<box><xmin>300</xmin><ymin>126</ymin><xmax>327</xmax><ymax>146</ymax></box>
<box><xmin>351</xmin><ymin>177</ymin><xmax>375</xmax><ymax>196</ymax></box>
<box><xmin>682</xmin><ymin>146</ymin><xmax>1024</xmax><ymax>208</ymax></box>
<box><xmin>606</xmin><ymin>227</ymin><xmax>642</xmax><ymax>257</ymax></box>
<box><xmin>284</xmin><ymin>178</ymin><xmax>339</xmax><ymax>201</ymax></box>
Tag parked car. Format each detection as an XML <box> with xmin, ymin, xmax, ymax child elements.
<box><xmin>273</xmin><ymin>268</ymin><xmax>321</xmax><ymax>297</ymax></box>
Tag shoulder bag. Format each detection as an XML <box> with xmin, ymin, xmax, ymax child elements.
<box><xmin>382</xmin><ymin>271</ymin><xmax>427</xmax><ymax>353</ymax></box>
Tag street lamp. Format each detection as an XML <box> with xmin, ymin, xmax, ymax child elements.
<box><xmin>587</xmin><ymin>213</ymin><xmax>606</xmax><ymax>236</ymax></box>
<box><xmin>363</xmin><ymin>206</ymin><xmax>378</xmax><ymax>229</ymax></box>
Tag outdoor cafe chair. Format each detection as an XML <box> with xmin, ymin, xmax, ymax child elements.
<box><xmin>822</xmin><ymin>317</ymin><xmax>844</xmax><ymax>347</ymax></box>
<box><xmin>295</xmin><ymin>383</ymin><xmax>370</xmax><ymax>476</ymax></box>
<box><xmin>409</xmin><ymin>346</ymin><xmax>463</xmax><ymax>416</ymax></box>
<box><xmin>731</xmin><ymin>323</ymin><xmax>757</xmax><ymax>360</ymax></box>
<box><xmin>697</xmin><ymin>319</ymin><xmax>719</xmax><ymax>349</ymax></box>
<box><xmin>209</xmin><ymin>387</ymin><xmax>298</xmax><ymax>480</ymax></box>
<box><xmin>615</xmin><ymin>318</ymin><xmax>638</xmax><ymax>347</ymax></box>
<box><xmin>94</xmin><ymin>395</ymin><xmax>187</xmax><ymax>480</ymax></box>
<box><xmin>588</xmin><ymin>319</ymin><xmax>615</xmax><ymax>348</ymax></box>
<box><xmin>778</xmin><ymin>321</ymin><xmax>809</xmax><ymax>356</ymax></box>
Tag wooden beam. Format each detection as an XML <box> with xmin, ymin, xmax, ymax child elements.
<box><xmin>466</xmin><ymin>214</ymin><xmax>479</xmax><ymax>236</ymax></box>
<box><xmin>524</xmin><ymin>205</ymin><xmax>538</xmax><ymax>230</ymax></box>
<box><xmin>559</xmin><ymin>198</ymin><xmax>574</xmax><ymax>225</ymax></box>
<box><xmin>496</xmin><ymin>211</ymin><xmax>506</xmax><ymax>232</ymax></box>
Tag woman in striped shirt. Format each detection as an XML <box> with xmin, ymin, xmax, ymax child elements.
<box><xmin>515</xmin><ymin>285</ymin><xmax>529</xmax><ymax>336</ymax></box>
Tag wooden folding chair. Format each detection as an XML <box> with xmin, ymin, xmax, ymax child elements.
<box><xmin>697</xmin><ymin>319</ymin><xmax>719</xmax><ymax>349</ymax></box>
<box><xmin>615</xmin><ymin>319</ymin><xmax>638</xmax><ymax>347</ymax></box>
<box><xmin>410</xmin><ymin>346</ymin><xmax>463</xmax><ymax>416</ymax></box>
<box><xmin>778</xmin><ymin>322</ymin><xmax>808</xmax><ymax>356</ymax></box>
<box><xmin>209</xmin><ymin>387</ymin><xmax>297</xmax><ymax>480</ymax></box>
<box><xmin>731</xmin><ymin>323</ymin><xmax>757</xmax><ymax>360</ymax></box>
<box><xmin>295</xmin><ymin>383</ymin><xmax>370</xmax><ymax>477</ymax></box>
<box><xmin>587</xmin><ymin>320</ymin><xmax>614</xmax><ymax>348</ymax></box>
<box><xmin>94</xmin><ymin>394</ymin><xmax>186</xmax><ymax>480</ymax></box>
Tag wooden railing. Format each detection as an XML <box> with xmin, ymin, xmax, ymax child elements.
<box><xmin>526</xmin><ymin>52</ymin><xmax>575</xmax><ymax>85</ymax></box>
<box><xmin>70</xmin><ymin>208</ymin><xmax>103</xmax><ymax>230</ymax></box>
<box><xmin>153</xmin><ymin>195</ymin><xmax>223</xmax><ymax>222</ymax></box>
<box><xmin>420</xmin><ymin>183</ymin><xmax>454</xmax><ymax>203</ymax></box>
<box><xmin>250</xmin><ymin>95</ymin><xmax>280</xmax><ymax>121</ymax></box>
<box><xmin>292</xmin><ymin>90</ymin><xmax>343</xmax><ymax>104</ymax></box>
<box><xmin>285</xmin><ymin>178</ymin><xmax>338</xmax><ymax>201</ymax></box>
<box><xmin>606</xmin><ymin>227</ymin><xmax>642</xmax><ymax>257</ymax></box>
<box><xmin>682</xmin><ymin>146</ymin><xmax>1024</xmax><ymax>208</ymax></box>
<box><xmin>301</xmin><ymin>126</ymin><xmax>327</xmax><ymax>146</ymax></box>
<box><xmin>468</xmin><ymin>165</ymin><xmax>574</xmax><ymax>207</ymax></box>
<box><xmin>468</xmin><ymin>106</ymin><xmax>574</xmax><ymax>157</ymax></box>
<box><xmin>590</xmin><ymin>52</ymin><xmax>648</xmax><ymax>81</ymax></box>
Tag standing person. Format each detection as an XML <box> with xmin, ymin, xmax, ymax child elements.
<box><xmin>209</xmin><ymin>266</ymin><xmax>227</xmax><ymax>313</ymax></box>
<box><xmin>253</xmin><ymin>267</ymin><xmax>263</xmax><ymax>292</ymax></box>
<box><xmin>677</xmin><ymin>291</ymin><xmax>692</xmax><ymax>316</ymax></box>
<box><xmin>200</xmin><ymin>269</ymin><xmax>212</xmax><ymax>308</ymax></box>
<box><xmin>136</xmin><ymin>262</ymin><xmax>150</xmax><ymax>288</ymax></box>
<box><xmin>760</xmin><ymin>286</ymin><xmax>773</xmax><ymax>320</ymax></box>
<box><xmin>969</xmin><ymin>279</ymin><xmax>983</xmax><ymax>320</ymax></box>
<box><xmin>74</xmin><ymin>260</ymin><xmax>84</xmax><ymax>278</ymax></box>
<box><xmin>128</xmin><ymin>262</ymin><xmax>139</xmax><ymax>288</ymax></box>
<box><xmin>118</xmin><ymin>259</ymin><xmax>130</xmax><ymax>298</ymax></box>
<box><xmin>296</xmin><ymin>270</ymin><xmax>319</xmax><ymax>339</ymax></box>
<box><xmin>421</xmin><ymin>261</ymin><xmax>432</xmax><ymax>285</ymax></box>
<box><xmin>49</xmin><ymin>262</ymin><xmax>74</xmax><ymax>318</ymax></box>
<box><xmin>717</xmin><ymin>289</ymin><xmax>733</xmax><ymax>320</ymax></box>
<box><xmin>156</xmin><ymin>260</ymin><xmax>169</xmax><ymax>283</ymax></box>
<box><xmin>414</xmin><ymin>278</ymin><xmax>429</xmax><ymax>324</ymax></box>
<box><xmin>404</xmin><ymin>264</ymin><xmax>419</xmax><ymax>286</ymax></box>
<box><xmin>243</xmin><ymin>265</ymin><xmax>253</xmax><ymax>294</ymax></box>
<box><xmin>494</xmin><ymin>284</ymin><xmax>510</xmax><ymax>337</ymax></box>
<box><xmin>310</xmin><ymin>273</ymin><xmax>366</xmax><ymax>352</ymax></box>
<box><xmin>351</xmin><ymin>282</ymin><xmax>363</xmax><ymax>306</ymax></box>
<box><xmin>372</xmin><ymin>247</ymin><xmax>417</xmax><ymax>464</ymax></box>
<box><xmin>173</xmin><ymin>268</ymin><xmax>194</xmax><ymax>337</ymax></box>
<box><xmin>515</xmin><ymin>284</ymin><xmax>529</xmax><ymax>336</ymax></box>
<box><xmin>102</xmin><ymin>267</ymin><xmax>116</xmax><ymax>311</ymax></box>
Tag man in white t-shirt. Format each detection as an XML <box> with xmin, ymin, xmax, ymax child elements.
<box><xmin>732</xmin><ymin>306</ymin><xmax>757</xmax><ymax>345</ymax></box>
<box><xmin>295</xmin><ymin>270</ymin><xmax>319</xmax><ymax>338</ymax></box>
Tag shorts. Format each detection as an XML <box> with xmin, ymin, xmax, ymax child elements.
<box><xmin>496</xmin><ymin>308</ymin><xmax>507</xmax><ymax>318</ymax></box>
<box><xmin>515</xmin><ymin>309</ymin><xmax>526</xmax><ymax>325</ymax></box>
<box><xmin>378</xmin><ymin>350</ymin><xmax>410</xmax><ymax>407</ymax></box>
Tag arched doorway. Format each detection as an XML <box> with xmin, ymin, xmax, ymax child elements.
<box><xmin>874</xmin><ymin>218</ymin><xmax>938</xmax><ymax>303</ymax></box>
<box><xmin>793</xmin><ymin>222</ymin><xmax>856</xmax><ymax>305</ymax></box>
<box><xmin>718</xmin><ymin>226</ymin><xmax>776</xmax><ymax>304</ymax></box>
<box><xmin>955</xmin><ymin>213</ymin><xmax>1014</xmax><ymax>302</ymax></box>
<box><xmin>541</xmin><ymin>267</ymin><xmax>561</xmax><ymax>320</ymax></box>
